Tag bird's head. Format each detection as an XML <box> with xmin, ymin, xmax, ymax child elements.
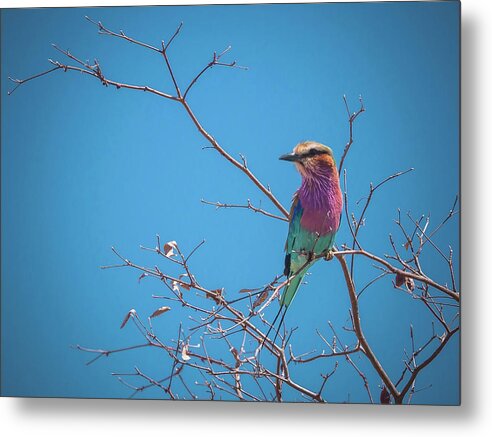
<box><xmin>279</xmin><ymin>141</ymin><xmax>337</xmax><ymax>178</ymax></box>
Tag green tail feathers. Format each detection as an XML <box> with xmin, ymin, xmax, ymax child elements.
<box><xmin>280</xmin><ymin>265</ymin><xmax>309</xmax><ymax>307</ymax></box>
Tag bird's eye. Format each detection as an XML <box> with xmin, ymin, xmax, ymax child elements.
<box><xmin>304</xmin><ymin>149</ymin><xmax>326</xmax><ymax>158</ymax></box>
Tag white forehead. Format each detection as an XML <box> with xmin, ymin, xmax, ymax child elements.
<box><xmin>294</xmin><ymin>141</ymin><xmax>332</xmax><ymax>155</ymax></box>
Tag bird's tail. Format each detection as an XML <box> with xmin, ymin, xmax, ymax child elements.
<box><xmin>257</xmin><ymin>263</ymin><xmax>309</xmax><ymax>352</ymax></box>
<box><xmin>260</xmin><ymin>265</ymin><xmax>308</xmax><ymax>350</ymax></box>
<box><xmin>280</xmin><ymin>265</ymin><xmax>309</xmax><ymax>307</ymax></box>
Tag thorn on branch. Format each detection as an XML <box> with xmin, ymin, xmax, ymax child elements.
<box><xmin>239</xmin><ymin>153</ymin><xmax>248</xmax><ymax>168</ymax></box>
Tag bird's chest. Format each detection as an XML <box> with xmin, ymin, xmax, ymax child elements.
<box><xmin>296</xmin><ymin>172</ymin><xmax>343</xmax><ymax>235</ymax></box>
<box><xmin>300</xmin><ymin>206</ymin><xmax>339</xmax><ymax>235</ymax></box>
<box><xmin>298</xmin><ymin>184</ymin><xmax>342</xmax><ymax>235</ymax></box>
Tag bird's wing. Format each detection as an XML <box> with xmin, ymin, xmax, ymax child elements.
<box><xmin>284</xmin><ymin>194</ymin><xmax>303</xmax><ymax>276</ymax></box>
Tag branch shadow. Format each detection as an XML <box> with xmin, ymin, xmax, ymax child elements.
<box><xmin>459</xmin><ymin>7</ymin><xmax>479</xmax><ymax>418</ymax></box>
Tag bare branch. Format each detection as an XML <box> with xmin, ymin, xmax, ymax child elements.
<box><xmin>8</xmin><ymin>66</ymin><xmax>61</xmax><ymax>95</ymax></box>
<box><xmin>201</xmin><ymin>198</ymin><xmax>288</xmax><ymax>222</ymax></box>
<box><xmin>335</xmin><ymin>254</ymin><xmax>399</xmax><ymax>400</ymax></box>
<box><xmin>338</xmin><ymin>94</ymin><xmax>365</xmax><ymax>174</ymax></box>
<box><xmin>183</xmin><ymin>45</ymin><xmax>247</xmax><ymax>99</ymax></box>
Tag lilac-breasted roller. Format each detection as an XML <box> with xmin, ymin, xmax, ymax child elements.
<box><xmin>266</xmin><ymin>142</ymin><xmax>343</xmax><ymax>344</ymax></box>
<box><xmin>280</xmin><ymin>141</ymin><xmax>343</xmax><ymax>304</ymax></box>
<box><xmin>280</xmin><ymin>140</ymin><xmax>343</xmax><ymax>306</ymax></box>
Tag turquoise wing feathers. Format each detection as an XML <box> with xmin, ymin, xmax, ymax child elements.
<box><xmin>281</xmin><ymin>195</ymin><xmax>304</xmax><ymax>307</ymax></box>
<box><xmin>281</xmin><ymin>195</ymin><xmax>337</xmax><ymax>307</ymax></box>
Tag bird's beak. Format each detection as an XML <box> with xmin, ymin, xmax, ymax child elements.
<box><xmin>279</xmin><ymin>152</ymin><xmax>300</xmax><ymax>162</ymax></box>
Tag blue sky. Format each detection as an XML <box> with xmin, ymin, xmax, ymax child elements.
<box><xmin>1</xmin><ymin>2</ymin><xmax>459</xmax><ymax>404</ymax></box>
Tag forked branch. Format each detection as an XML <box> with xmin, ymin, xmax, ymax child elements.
<box><xmin>8</xmin><ymin>18</ymin><xmax>288</xmax><ymax>219</ymax></box>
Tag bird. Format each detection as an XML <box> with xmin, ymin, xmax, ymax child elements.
<box><xmin>266</xmin><ymin>141</ymin><xmax>343</xmax><ymax>347</ymax></box>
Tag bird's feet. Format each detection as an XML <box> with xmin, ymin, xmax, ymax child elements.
<box><xmin>299</xmin><ymin>249</ymin><xmax>316</xmax><ymax>262</ymax></box>
<box><xmin>323</xmin><ymin>249</ymin><xmax>335</xmax><ymax>261</ymax></box>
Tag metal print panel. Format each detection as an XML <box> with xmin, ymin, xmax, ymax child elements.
<box><xmin>1</xmin><ymin>1</ymin><xmax>460</xmax><ymax>405</ymax></box>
